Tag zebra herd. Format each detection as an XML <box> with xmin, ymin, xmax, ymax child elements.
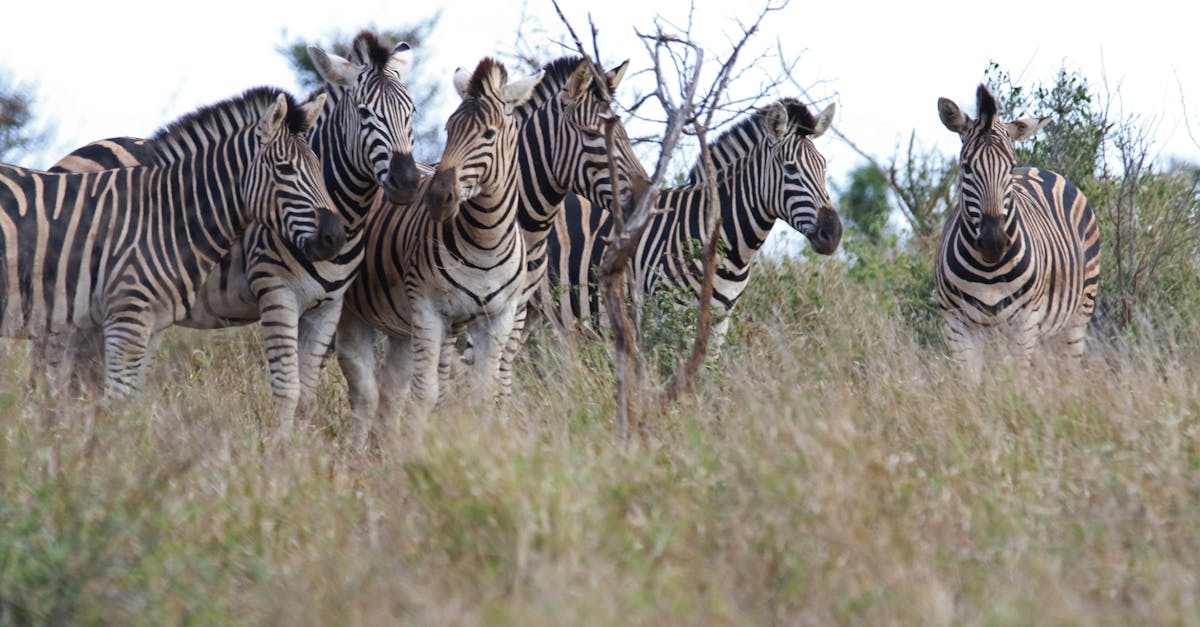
<box><xmin>0</xmin><ymin>30</ymin><xmax>1100</xmax><ymax>441</ymax></box>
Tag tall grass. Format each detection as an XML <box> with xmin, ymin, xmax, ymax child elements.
<box><xmin>2</xmin><ymin>256</ymin><xmax>1199</xmax><ymax>625</ymax></box>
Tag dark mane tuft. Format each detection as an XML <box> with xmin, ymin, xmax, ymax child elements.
<box><xmin>350</xmin><ymin>30</ymin><xmax>393</xmax><ymax>68</ymax></box>
<box><xmin>466</xmin><ymin>57</ymin><xmax>507</xmax><ymax>98</ymax></box>
<box><xmin>149</xmin><ymin>87</ymin><xmax>308</xmax><ymax>152</ymax></box>
<box><xmin>976</xmin><ymin>84</ymin><xmax>996</xmax><ymax>127</ymax></box>
<box><xmin>686</xmin><ymin>98</ymin><xmax>818</xmax><ymax>182</ymax></box>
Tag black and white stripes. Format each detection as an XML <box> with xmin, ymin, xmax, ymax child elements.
<box><xmin>0</xmin><ymin>88</ymin><xmax>343</xmax><ymax>397</ymax></box>
<box><xmin>935</xmin><ymin>85</ymin><xmax>1101</xmax><ymax>378</ymax></box>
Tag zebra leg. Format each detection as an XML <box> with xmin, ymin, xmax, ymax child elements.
<box><xmin>295</xmin><ymin>296</ymin><xmax>345</xmax><ymax>414</ymax></box>
<box><xmin>101</xmin><ymin>316</ymin><xmax>156</xmax><ymax>399</ymax></box>
<box><xmin>336</xmin><ymin>308</ymin><xmax>380</xmax><ymax>449</ymax></box>
<box><xmin>256</xmin><ymin>286</ymin><xmax>304</xmax><ymax>433</ymax></box>
<box><xmin>494</xmin><ymin>304</ymin><xmax>529</xmax><ymax>399</ymax></box>
<box><xmin>465</xmin><ymin>306</ymin><xmax>518</xmax><ymax>407</ymax></box>
<box><xmin>942</xmin><ymin>317</ymin><xmax>982</xmax><ymax>385</ymax></box>
<box><xmin>409</xmin><ymin>303</ymin><xmax>446</xmax><ymax>412</ymax></box>
<box><xmin>377</xmin><ymin>334</ymin><xmax>414</xmax><ymax>442</ymax></box>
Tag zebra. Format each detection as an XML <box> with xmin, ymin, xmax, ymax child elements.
<box><xmin>935</xmin><ymin>84</ymin><xmax>1101</xmax><ymax>380</ymax></box>
<box><xmin>336</xmin><ymin>58</ymin><xmax>543</xmax><ymax>443</ymax></box>
<box><xmin>43</xmin><ymin>31</ymin><xmax>420</xmax><ymax>427</ymax></box>
<box><xmin>0</xmin><ymin>87</ymin><xmax>345</xmax><ymax>398</ymax></box>
<box><xmin>536</xmin><ymin>98</ymin><xmax>841</xmax><ymax>352</ymax></box>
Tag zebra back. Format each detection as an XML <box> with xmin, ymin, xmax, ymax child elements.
<box><xmin>0</xmin><ymin>88</ymin><xmax>342</xmax><ymax>342</ymax></box>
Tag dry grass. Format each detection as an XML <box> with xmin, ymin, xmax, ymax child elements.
<box><xmin>3</xmin><ymin>258</ymin><xmax>1199</xmax><ymax>625</ymax></box>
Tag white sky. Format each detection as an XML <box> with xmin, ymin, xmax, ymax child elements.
<box><xmin>2</xmin><ymin>0</ymin><xmax>1198</xmax><ymax>194</ymax></box>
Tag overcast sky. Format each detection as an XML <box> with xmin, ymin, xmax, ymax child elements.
<box><xmin>3</xmin><ymin>0</ymin><xmax>1197</xmax><ymax>194</ymax></box>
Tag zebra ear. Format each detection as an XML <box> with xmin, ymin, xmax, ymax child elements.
<box><xmin>766</xmin><ymin>103</ymin><xmax>790</xmax><ymax>140</ymax></box>
<box><xmin>389</xmin><ymin>42</ymin><xmax>414</xmax><ymax>81</ymax></box>
<box><xmin>299</xmin><ymin>93</ymin><xmax>327</xmax><ymax>130</ymax></box>
<box><xmin>938</xmin><ymin>97</ymin><xmax>971</xmax><ymax>135</ymax></box>
<box><xmin>565</xmin><ymin>59</ymin><xmax>594</xmax><ymax>101</ymax></box>
<box><xmin>1006</xmin><ymin>115</ymin><xmax>1051</xmax><ymax>142</ymax></box>
<box><xmin>259</xmin><ymin>93</ymin><xmax>289</xmax><ymax>140</ymax></box>
<box><xmin>811</xmin><ymin>102</ymin><xmax>836</xmax><ymax>138</ymax></box>
<box><xmin>308</xmin><ymin>45</ymin><xmax>359</xmax><ymax>87</ymax></box>
<box><xmin>605</xmin><ymin>60</ymin><xmax>630</xmax><ymax>91</ymax></box>
<box><xmin>502</xmin><ymin>70</ymin><xmax>545</xmax><ymax>113</ymax></box>
<box><xmin>453</xmin><ymin>67</ymin><xmax>471</xmax><ymax>99</ymax></box>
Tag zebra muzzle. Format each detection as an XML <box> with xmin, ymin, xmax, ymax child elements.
<box><xmin>303</xmin><ymin>211</ymin><xmax>348</xmax><ymax>261</ymax></box>
<box><xmin>977</xmin><ymin>214</ymin><xmax>1009</xmax><ymax>264</ymax></box>
<box><xmin>426</xmin><ymin>168</ymin><xmax>461</xmax><ymax>223</ymax></box>
<box><xmin>808</xmin><ymin>206</ymin><xmax>842</xmax><ymax>255</ymax></box>
<box><xmin>383</xmin><ymin>151</ymin><xmax>421</xmax><ymax>205</ymax></box>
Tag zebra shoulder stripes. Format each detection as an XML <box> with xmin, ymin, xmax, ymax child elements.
<box><xmin>935</xmin><ymin>84</ymin><xmax>1101</xmax><ymax>379</ymax></box>
<box><xmin>0</xmin><ymin>88</ymin><xmax>344</xmax><ymax>397</ymax></box>
<box><xmin>44</xmin><ymin>32</ymin><xmax>419</xmax><ymax>428</ymax></box>
<box><xmin>540</xmin><ymin>98</ymin><xmax>842</xmax><ymax>350</ymax></box>
<box><xmin>337</xmin><ymin>58</ymin><xmax>542</xmax><ymax>443</ymax></box>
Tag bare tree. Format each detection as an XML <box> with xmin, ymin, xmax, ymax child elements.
<box><xmin>553</xmin><ymin>0</ymin><xmax>792</xmax><ymax>439</ymax></box>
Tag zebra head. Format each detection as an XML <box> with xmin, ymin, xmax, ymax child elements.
<box><xmin>308</xmin><ymin>32</ymin><xmax>420</xmax><ymax>205</ymax></box>
<box><xmin>248</xmin><ymin>93</ymin><xmax>347</xmax><ymax>261</ymax></box>
<box><xmin>424</xmin><ymin>59</ymin><xmax>545</xmax><ymax>222</ymax></box>
<box><xmin>765</xmin><ymin>99</ymin><xmax>842</xmax><ymax>255</ymax></box>
<box><xmin>939</xmin><ymin>84</ymin><xmax>1051</xmax><ymax>264</ymax></box>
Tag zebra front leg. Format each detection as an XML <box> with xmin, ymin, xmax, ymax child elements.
<box><xmin>494</xmin><ymin>304</ymin><xmax>529</xmax><ymax>399</ymax></box>
<box><xmin>942</xmin><ymin>316</ymin><xmax>983</xmax><ymax>385</ymax></box>
<box><xmin>465</xmin><ymin>306</ymin><xmax>518</xmax><ymax>408</ymax></box>
<box><xmin>408</xmin><ymin>303</ymin><xmax>446</xmax><ymax>413</ymax></box>
<box><xmin>377</xmin><ymin>334</ymin><xmax>415</xmax><ymax>443</ymax></box>
<box><xmin>336</xmin><ymin>308</ymin><xmax>381</xmax><ymax>449</ymax></box>
<box><xmin>295</xmin><ymin>296</ymin><xmax>345</xmax><ymax>418</ymax></box>
<box><xmin>256</xmin><ymin>285</ymin><xmax>304</xmax><ymax>433</ymax></box>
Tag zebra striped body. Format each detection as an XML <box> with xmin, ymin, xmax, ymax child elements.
<box><xmin>1</xmin><ymin>88</ymin><xmax>343</xmax><ymax>397</ymax></box>
<box><xmin>337</xmin><ymin>59</ymin><xmax>542</xmax><ymax>443</ymax></box>
<box><xmin>935</xmin><ymin>85</ymin><xmax>1101</xmax><ymax>379</ymax></box>
<box><xmin>539</xmin><ymin>99</ymin><xmax>841</xmax><ymax>350</ymax></box>
<box><xmin>44</xmin><ymin>32</ymin><xmax>418</xmax><ymax>426</ymax></box>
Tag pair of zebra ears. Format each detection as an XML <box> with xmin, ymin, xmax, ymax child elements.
<box><xmin>565</xmin><ymin>59</ymin><xmax>630</xmax><ymax>102</ymax></box>
<box><xmin>308</xmin><ymin>41</ymin><xmax>414</xmax><ymax>88</ymax></box>
<box><xmin>765</xmin><ymin>101</ymin><xmax>836</xmax><ymax>140</ymax></box>
<box><xmin>452</xmin><ymin>67</ymin><xmax>547</xmax><ymax>113</ymax></box>
<box><xmin>258</xmin><ymin>93</ymin><xmax>327</xmax><ymax>141</ymax></box>
<box><xmin>938</xmin><ymin>94</ymin><xmax>1052</xmax><ymax>142</ymax></box>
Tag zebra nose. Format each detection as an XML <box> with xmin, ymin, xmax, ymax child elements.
<box><xmin>427</xmin><ymin>169</ymin><xmax>460</xmax><ymax>222</ymax></box>
<box><xmin>810</xmin><ymin>207</ymin><xmax>842</xmax><ymax>255</ymax></box>
<box><xmin>305</xmin><ymin>211</ymin><xmax>347</xmax><ymax>261</ymax></box>
<box><xmin>385</xmin><ymin>151</ymin><xmax>420</xmax><ymax>204</ymax></box>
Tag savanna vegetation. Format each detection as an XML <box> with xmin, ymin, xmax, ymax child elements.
<box><xmin>2</xmin><ymin>12</ymin><xmax>1200</xmax><ymax>627</ymax></box>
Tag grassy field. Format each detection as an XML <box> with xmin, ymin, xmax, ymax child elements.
<box><xmin>2</xmin><ymin>255</ymin><xmax>1199</xmax><ymax>625</ymax></box>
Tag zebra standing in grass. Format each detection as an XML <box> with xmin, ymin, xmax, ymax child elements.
<box><xmin>45</xmin><ymin>32</ymin><xmax>420</xmax><ymax>426</ymax></box>
<box><xmin>336</xmin><ymin>59</ymin><xmax>543</xmax><ymax>443</ymax></box>
<box><xmin>0</xmin><ymin>88</ymin><xmax>345</xmax><ymax>397</ymax></box>
<box><xmin>538</xmin><ymin>98</ymin><xmax>842</xmax><ymax>350</ymax></box>
<box><xmin>935</xmin><ymin>84</ymin><xmax>1100</xmax><ymax>379</ymax></box>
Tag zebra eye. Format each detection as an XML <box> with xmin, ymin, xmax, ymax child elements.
<box><xmin>783</xmin><ymin>163</ymin><xmax>800</xmax><ymax>175</ymax></box>
<box><xmin>961</xmin><ymin>163</ymin><xmax>973</xmax><ymax>176</ymax></box>
<box><xmin>275</xmin><ymin>163</ymin><xmax>297</xmax><ymax>177</ymax></box>
<box><xmin>357</xmin><ymin>106</ymin><xmax>372</xmax><ymax>119</ymax></box>
<box><xmin>481</xmin><ymin>128</ymin><xmax>498</xmax><ymax>141</ymax></box>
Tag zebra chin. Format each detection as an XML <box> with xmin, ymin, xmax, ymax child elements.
<box><xmin>300</xmin><ymin>211</ymin><xmax>349</xmax><ymax>261</ymax></box>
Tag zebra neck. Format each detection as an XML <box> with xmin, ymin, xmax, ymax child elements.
<box><xmin>307</xmin><ymin>98</ymin><xmax>378</xmax><ymax>228</ymax></box>
<box><xmin>452</xmin><ymin>170</ymin><xmax>522</xmax><ymax>251</ymax></box>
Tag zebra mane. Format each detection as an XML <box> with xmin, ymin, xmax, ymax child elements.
<box><xmin>149</xmin><ymin>87</ymin><xmax>309</xmax><ymax>160</ymax></box>
<box><xmin>686</xmin><ymin>98</ymin><xmax>817</xmax><ymax>183</ymax></box>
<box><xmin>349</xmin><ymin>30</ymin><xmax>392</xmax><ymax>68</ymax></box>
<box><xmin>537</xmin><ymin>55</ymin><xmax>606</xmax><ymax>100</ymax></box>
<box><xmin>465</xmin><ymin>58</ymin><xmax>507</xmax><ymax>98</ymax></box>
